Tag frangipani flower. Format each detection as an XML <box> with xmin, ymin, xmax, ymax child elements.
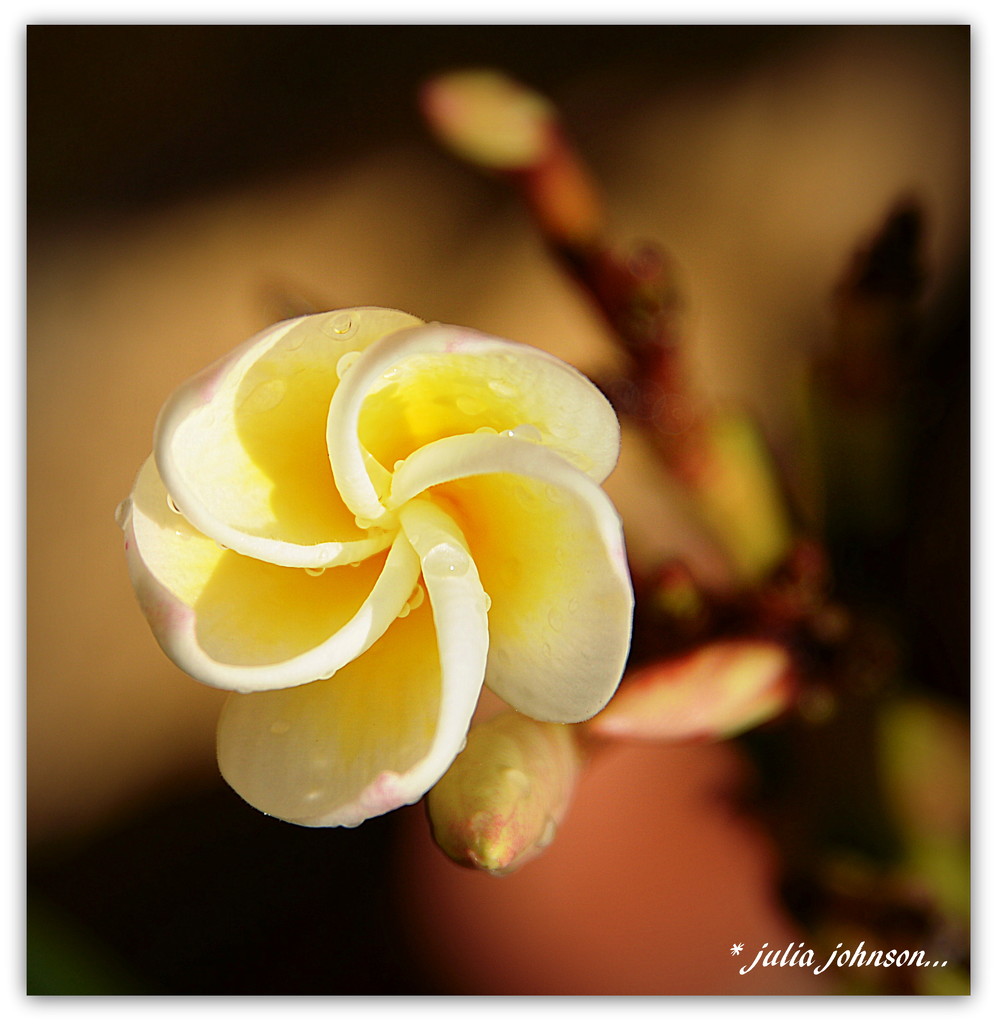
<box><xmin>119</xmin><ymin>307</ymin><xmax>633</xmax><ymax>827</ymax></box>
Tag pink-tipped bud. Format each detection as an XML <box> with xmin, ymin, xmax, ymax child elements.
<box><xmin>427</xmin><ymin>712</ymin><xmax>583</xmax><ymax>876</ymax></box>
<box><xmin>587</xmin><ymin>639</ymin><xmax>795</xmax><ymax>743</ymax></box>
<box><xmin>420</xmin><ymin>69</ymin><xmax>557</xmax><ymax>171</ymax></box>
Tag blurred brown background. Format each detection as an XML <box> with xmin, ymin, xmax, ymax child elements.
<box><xmin>27</xmin><ymin>25</ymin><xmax>968</xmax><ymax>994</ymax></box>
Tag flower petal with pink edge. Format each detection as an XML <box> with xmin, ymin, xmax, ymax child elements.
<box><xmin>217</xmin><ymin>501</ymin><xmax>489</xmax><ymax>826</ymax></box>
<box><xmin>155</xmin><ymin>307</ymin><xmax>423</xmax><ymax>567</ymax></box>
<box><xmin>123</xmin><ymin>456</ymin><xmax>422</xmax><ymax>692</ymax></box>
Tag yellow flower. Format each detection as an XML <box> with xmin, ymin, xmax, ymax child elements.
<box><xmin>118</xmin><ymin>308</ymin><xmax>633</xmax><ymax>827</ymax></box>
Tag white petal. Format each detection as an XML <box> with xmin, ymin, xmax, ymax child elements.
<box><xmin>155</xmin><ymin>308</ymin><xmax>423</xmax><ymax>567</ymax></box>
<box><xmin>390</xmin><ymin>433</ymin><xmax>633</xmax><ymax>722</ymax></box>
<box><xmin>216</xmin><ymin>500</ymin><xmax>489</xmax><ymax>826</ymax></box>
<box><xmin>122</xmin><ymin>456</ymin><xmax>421</xmax><ymax>692</ymax></box>
<box><xmin>327</xmin><ymin>321</ymin><xmax>621</xmax><ymax>524</ymax></box>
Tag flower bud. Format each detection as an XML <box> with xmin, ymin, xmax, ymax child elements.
<box><xmin>427</xmin><ymin>711</ymin><xmax>583</xmax><ymax>876</ymax></box>
<box><xmin>420</xmin><ymin>69</ymin><xmax>556</xmax><ymax>170</ymax></box>
<box><xmin>587</xmin><ymin>639</ymin><xmax>794</xmax><ymax>743</ymax></box>
<box><xmin>692</xmin><ymin>411</ymin><xmax>793</xmax><ymax>586</ymax></box>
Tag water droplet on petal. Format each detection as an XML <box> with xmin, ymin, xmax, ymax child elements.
<box><xmin>456</xmin><ymin>394</ymin><xmax>485</xmax><ymax>416</ymax></box>
<box><xmin>269</xmin><ymin>720</ymin><xmax>291</xmax><ymax>735</ymax></box>
<box><xmin>502</xmin><ymin>766</ymin><xmax>531</xmax><ymax>794</ymax></box>
<box><xmin>407</xmin><ymin>583</ymin><xmax>425</xmax><ymax>611</ymax></box>
<box><xmin>336</xmin><ymin>350</ymin><xmax>361</xmax><ymax>379</ymax></box>
<box><xmin>514</xmin><ymin>483</ymin><xmax>539</xmax><ymax>508</ymax></box>
<box><xmin>423</xmin><ymin>544</ymin><xmax>471</xmax><ymax>579</ymax></box>
<box><xmin>114</xmin><ymin>498</ymin><xmax>132</xmax><ymax>530</ymax></box>
<box><xmin>304</xmin><ymin>566</ymin><xmax>326</xmax><ymax>577</ymax></box>
<box><xmin>503</xmin><ymin>423</ymin><xmax>542</xmax><ymax>443</ymax></box>
<box><xmin>488</xmin><ymin>379</ymin><xmax>517</xmax><ymax>399</ymax></box>
<box><xmin>241</xmin><ymin>378</ymin><xmax>287</xmax><ymax>415</ymax></box>
<box><xmin>544</xmin><ymin>484</ymin><xmax>566</xmax><ymax>505</ymax></box>
<box><xmin>322</xmin><ymin>312</ymin><xmax>356</xmax><ymax>338</ymax></box>
<box><xmin>537</xmin><ymin>816</ymin><xmax>558</xmax><ymax>850</ymax></box>
<box><xmin>549</xmin><ymin>421</ymin><xmax>576</xmax><ymax>440</ymax></box>
<box><xmin>547</xmin><ymin>607</ymin><xmax>564</xmax><ymax>631</ymax></box>
<box><xmin>474</xmin><ymin>425</ymin><xmax>498</xmax><ymax>435</ymax></box>
<box><xmin>354</xmin><ymin>515</ymin><xmax>374</xmax><ymax>530</ymax></box>
<box><xmin>482</xmin><ymin>592</ymin><xmax>492</xmax><ymax>612</ymax></box>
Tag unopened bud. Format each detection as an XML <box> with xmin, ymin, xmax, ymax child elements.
<box><xmin>691</xmin><ymin>411</ymin><xmax>793</xmax><ymax>586</ymax></box>
<box><xmin>427</xmin><ymin>711</ymin><xmax>583</xmax><ymax>876</ymax></box>
<box><xmin>420</xmin><ymin>69</ymin><xmax>556</xmax><ymax>170</ymax></box>
<box><xmin>587</xmin><ymin>639</ymin><xmax>794</xmax><ymax>743</ymax></box>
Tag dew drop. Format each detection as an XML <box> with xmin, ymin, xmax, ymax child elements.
<box><xmin>336</xmin><ymin>350</ymin><xmax>361</xmax><ymax>379</ymax></box>
<box><xmin>456</xmin><ymin>394</ymin><xmax>485</xmax><ymax>416</ymax></box>
<box><xmin>502</xmin><ymin>766</ymin><xmax>531</xmax><ymax>794</ymax></box>
<box><xmin>514</xmin><ymin>483</ymin><xmax>538</xmax><ymax>508</ymax></box>
<box><xmin>544</xmin><ymin>484</ymin><xmax>566</xmax><ymax>505</ymax></box>
<box><xmin>474</xmin><ymin>425</ymin><xmax>498</xmax><ymax>435</ymax></box>
<box><xmin>354</xmin><ymin>515</ymin><xmax>374</xmax><ymax>530</ymax></box>
<box><xmin>304</xmin><ymin>566</ymin><xmax>326</xmax><ymax>577</ymax></box>
<box><xmin>482</xmin><ymin>592</ymin><xmax>492</xmax><ymax>612</ymax></box>
<box><xmin>269</xmin><ymin>720</ymin><xmax>291</xmax><ymax>735</ymax></box>
<box><xmin>396</xmin><ymin>603</ymin><xmax>411</xmax><ymax>619</ymax></box>
<box><xmin>423</xmin><ymin>544</ymin><xmax>471</xmax><ymax>579</ymax></box>
<box><xmin>407</xmin><ymin>583</ymin><xmax>425</xmax><ymax>611</ymax></box>
<box><xmin>503</xmin><ymin>423</ymin><xmax>542</xmax><ymax>443</ymax></box>
<box><xmin>241</xmin><ymin>378</ymin><xmax>287</xmax><ymax>415</ymax></box>
<box><xmin>547</xmin><ymin>607</ymin><xmax>565</xmax><ymax>632</ymax></box>
<box><xmin>166</xmin><ymin>494</ymin><xmax>183</xmax><ymax>515</ymax></box>
<box><xmin>113</xmin><ymin>498</ymin><xmax>132</xmax><ymax>530</ymax></box>
<box><xmin>537</xmin><ymin>817</ymin><xmax>558</xmax><ymax>850</ymax></box>
<box><xmin>322</xmin><ymin>312</ymin><xmax>356</xmax><ymax>338</ymax></box>
<box><xmin>488</xmin><ymin>379</ymin><xmax>517</xmax><ymax>399</ymax></box>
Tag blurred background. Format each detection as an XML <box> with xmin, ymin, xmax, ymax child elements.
<box><xmin>27</xmin><ymin>24</ymin><xmax>969</xmax><ymax>995</ymax></box>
